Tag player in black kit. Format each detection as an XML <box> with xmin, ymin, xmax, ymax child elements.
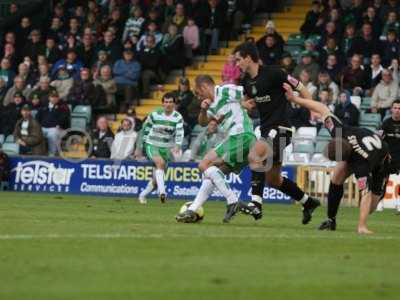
<box><xmin>381</xmin><ymin>100</ymin><xmax>400</xmax><ymax>172</ymax></box>
<box><xmin>283</xmin><ymin>83</ymin><xmax>390</xmax><ymax>234</ymax></box>
<box><xmin>234</xmin><ymin>42</ymin><xmax>321</xmax><ymax>224</ymax></box>
<box><xmin>380</xmin><ymin>100</ymin><xmax>400</xmax><ymax>213</ymax></box>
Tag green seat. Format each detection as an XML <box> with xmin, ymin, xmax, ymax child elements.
<box><xmin>287</xmin><ymin>33</ymin><xmax>305</xmax><ymax>46</ymax></box>
<box><xmin>72</xmin><ymin>105</ymin><xmax>92</xmax><ymax>124</ymax></box>
<box><xmin>318</xmin><ymin>128</ymin><xmax>331</xmax><ymax>138</ymax></box>
<box><xmin>5</xmin><ymin>135</ymin><xmax>14</xmax><ymax>143</ymax></box>
<box><xmin>315</xmin><ymin>140</ymin><xmax>329</xmax><ymax>153</ymax></box>
<box><xmin>284</xmin><ymin>45</ymin><xmax>303</xmax><ymax>53</ymax></box>
<box><xmin>0</xmin><ymin>134</ymin><xmax>4</xmax><ymax>145</ymax></box>
<box><xmin>293</xmin><ymin>141</ymin><xmax>314</xmax><ymax>154</ymax></box>
<box><xmin>308</xmin><ymin>34</ymin><xmax>322</xmax><ymax>44</ymax></box>
<box><xmin>360</xmin><ymin>113</ymin><xmax>381</xmax><ymax>128</ymax></box>
<box><xmin>70</xmin><ymin>117</ymin><xmax>87</xmax><ymax>130</ymax></box>
<box><xmin>360</xmin><ymin>97</ymin><xmax>372</xmax><ymax>110</ymax></box>
<box><xmin>1</xmin><ymin>143</ymin><xmax>19</xmax><ymax>155</ymax></box>
<box><xmin>360</xmin><ymin>113</ymin><xmax>380</xmax><ymax>122</ymax></box>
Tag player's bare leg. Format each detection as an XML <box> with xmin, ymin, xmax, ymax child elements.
<box><xmin>358</xmin><ymin>191</ymin><xmax>376</xmax><ymax>234</ymax></box>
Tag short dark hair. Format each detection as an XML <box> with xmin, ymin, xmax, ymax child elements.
<box><xmin>195</xmin><ymin>74</ymin><xmax>215</xmax><ymax>87</ymax></box>
<box><xmin>162</xmin><ymin>92</ymin><xmax>176</xmax><ymax>103</ymax></box>
<box><xmin>323</xmin><ymin>138</ymin><xmax>352</xmax><ymax>161</ymax></box>
<box><xmin>233</xmin><ymin>42</ymin><xmax>259</xmax><ymax>62</ymax></box>
<box><xmin>392</xmin><ymin>100</ymin><xmax>400</xmax><ymax>106</ymax></box>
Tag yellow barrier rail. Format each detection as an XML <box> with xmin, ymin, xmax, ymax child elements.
<box><xmin>296</xmin><ymin>166</ymin><xmax>360</xmax><ymax>207</ymax></box>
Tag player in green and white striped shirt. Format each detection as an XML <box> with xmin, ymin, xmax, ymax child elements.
<box><xmin>176</xmin><ymin>75</ymin><xmax>256</xmax><ymax>223</ymax></box>
<box><xmin>137</xmin><ymin>92</ymin><xmax>184</xmax><ymax>204</ymax></box>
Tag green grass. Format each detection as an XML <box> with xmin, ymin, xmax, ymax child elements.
<box><xmin>0</xmin><ymin>192</ymin><xmax>399</xmax><ymax>300</ymax></box>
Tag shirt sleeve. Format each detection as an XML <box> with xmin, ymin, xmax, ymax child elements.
<box><xmin>175</xmin><ymin>116</ymin><xmax>184</xmax><ymax>147</ymax></box>
<box><xmin>322</xmin><ymin>113</ymin><xmax>343</xmax><ymax>136</ymax></box>
<box><xmin>275</xmin><ymin>67</ymin><xmax>300</xmax><ymax>90</ymax></box>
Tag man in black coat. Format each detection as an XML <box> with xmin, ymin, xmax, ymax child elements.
<box><xmin>91</xmin><ymin>116</ymin><xmax>114</xmax><ymax>159</ymax></box>
<box><xmin>0</xmin><ymin>92</ymin><xmax>26</xmax><ymax>136</ymax></box>
<box><xmin>36</xmin><ymin>90</ymin><xmax>70</xmax><ymax>155</ymax></box>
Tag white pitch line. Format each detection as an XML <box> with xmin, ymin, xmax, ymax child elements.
<box><xmin>0</xmin><ymin>233</ymin><xmax>398</xmax><ymax>241</ymax></box>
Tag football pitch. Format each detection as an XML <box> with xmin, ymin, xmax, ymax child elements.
<box><xmin>0</xmin><ymin>192</ymin><xmax>399</xmax><ymax>300</ymax></box>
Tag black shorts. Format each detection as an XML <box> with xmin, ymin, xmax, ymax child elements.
<box><xmin>261</xmin><ymin>126</ymin><xmax>292</xmax><ymax>164</ymax></box>
<box><xmin>353</xmin><ymin>154</ymin><xmax>390</xmax><ymax>198</ymax></box>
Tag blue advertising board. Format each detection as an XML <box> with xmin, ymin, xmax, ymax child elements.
<box><xmin>7</xmin><ymin>157</ymin><xmax>295</xmax><ymax>203</ymax></box>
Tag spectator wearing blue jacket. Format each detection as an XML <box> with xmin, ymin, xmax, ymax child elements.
<box><xmin>113</xmin><ymin>49</ymin><xmax>141</xmax><ymax>111</ymax></box>
<box><xmin>51</xmin><ymin>49</ymin><xmax>83</xmax><ymax>80</ymax></box>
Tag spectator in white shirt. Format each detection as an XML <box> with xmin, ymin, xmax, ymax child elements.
<box><xmin>111</xmin><ymin>117</ymin><xmax>137</xmax><ymax>160</ymax></box>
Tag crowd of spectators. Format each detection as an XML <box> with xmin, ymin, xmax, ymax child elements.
<box><xmin>0</xmin><ymin>0</ymin><xmax>265</xmax><ymax>157</ymax></box>
<box><xmin>6</xmin><ymin>1</ymin><xmax>399</xmax><ymax>160</ymax></box>
<box><xmin>279</xmin><ymin>0</ymin><xmax>400</xmax><ymax>128</ymax></box>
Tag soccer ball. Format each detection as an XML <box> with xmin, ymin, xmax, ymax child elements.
<box><xmin>179</xmin><ymin>201</ymin><xmax>205</xmax><ymax>222</ymax></box>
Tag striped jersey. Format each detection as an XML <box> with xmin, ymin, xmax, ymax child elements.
<box><xmin>142</xmin><ymin>108</ymin><xmax>184</xmax><ymax>148</ymax></box>
<box><xmin>207</xmin><ymin>84</ymin><xmax>253</xmax><ymax>136</ymax></box>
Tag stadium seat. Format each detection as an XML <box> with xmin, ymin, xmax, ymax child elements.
<box><xmin>5</xmin><ymin>135</ymin><xmax>14</xmax><ymax>143</ymax></box>
<box><xmin>295</xmin><ymin>127</ymin><xmax>317</xmax><ymax>139</ymax></box>
<box><xmin>360</xmin><ymin>113</ymin><xmax>380</xmax><ymax>123</ymax></box>
<box><xmin>293</xmin><ymin>140</ymin><xmax>314</xmax><ymax>154</ymax></box>
<box><xmin>0</xmin><ymin>134</ymin><xmax>4</xmax><ymax>145</ymax></box>
<box><xmin>315</xmin><ymin>140</ymin><xmax>329</xmax><ymax>153</ymax></box>
<box><xmin>287</xmin><ymin>33</ymin><xmax>305</xmax><ymax>46</ymax></box>
<box><xmin>72</xmin><ymin>105</ymin><xmax>92</xmax><ymax>124</ymax></box>
<box><xmin>360</xmin><ymin>97</ymin><xmax>372</xmax><ymax>110</ymax></box>
<box><xmin>310</xmin><ymin>153</ymin><xmax>332</xmax><ymax>166</ymax></box>
<box><xmin>1</xmin><ymin>143</ymin><xmax>19</xmax><ymax>155</ymax></box>
<box><xmin>286</xmin><ymin>153</ymin><xmax>311</xmax><ymax>165</ymax></box>
<box><xmin>284</xmin><ymin>45</ymin><xmax>303</xmax><ymax>54</ymax></box>
<box><xmin>360</xmin><ymin>113</ymin><xmax>381</xmax><ymax>128</ymax></box>
<box><xmin>70</xmin><ymin>117</ymin><xmax>87</xmax><ymax>130</ymax></box>
<box><xmin>317</xmin><ymin>128</ymin><xmax>331</xmax><ymax>140</ymax></box>
<box><xmin>350</xmin><ymin>96</ymin><xmax>361</xmax><ymax>109</ymax></box>
<box><xmin>308</xmin><ymin>34</ymin><xmax>322</xmax><ymax>44</ymax></box>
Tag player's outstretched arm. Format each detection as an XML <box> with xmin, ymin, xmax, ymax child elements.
<box><xmin>283</xmin><ymin>83</ymin><xmax>331</xmax><ymax>118</ymax></box>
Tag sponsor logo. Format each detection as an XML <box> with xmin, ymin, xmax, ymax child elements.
<box><xmin>12</xmin><ymin>160</ymin><xmax>75</xmax><ymax>192</ymax></box>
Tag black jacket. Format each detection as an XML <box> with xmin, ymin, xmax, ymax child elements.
<box><xmin>0</xmin><ymin>101</ymin><xmax>25</xmax><ymax>135</ymax></box>
<box><xmin>91</xmin><ymin>128</ymin><xmax>114</xmax><ymax>158</ymax></box>
<box><xmin>334</xmin><ymin>103</ymin><xmax>360</xmax><ymax>127</ymax></box>
<box><xmin>139</xmin><ymin>47</ymin><xmax>162</xmax><ymax>71</ymax></box>
<box><xmin>36</xmin><ymin>102</ymin><xmax>70</xmax><ymax>129</ymax></box>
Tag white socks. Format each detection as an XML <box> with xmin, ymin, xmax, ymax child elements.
<box><xmin>189</xmin><ymin>178</ymin><xmax>214</xmax><ymax>211</ymax></box>
<box><xmin>204</xmin><ymin>166</ymin><xmax>237</xmax><ymax>204</ymax></box>
<box><xmin>251</xmin><ymin>195</ymin><xmax>263</xmax><ymax>205</ymax></box>
<box><xmin>155</xmin><ymin>169</ymin><xmax>166</xmax><ymax>195</ymax></box>
<box><xmin>299</xmin><ymin>194</ymin><xmax>309</xmax><ymax>204</ymax></box>
<box><xmin>140</xmin><ymin>180</ymin><xmax>154</xmax><ymax>198</ymax></box>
